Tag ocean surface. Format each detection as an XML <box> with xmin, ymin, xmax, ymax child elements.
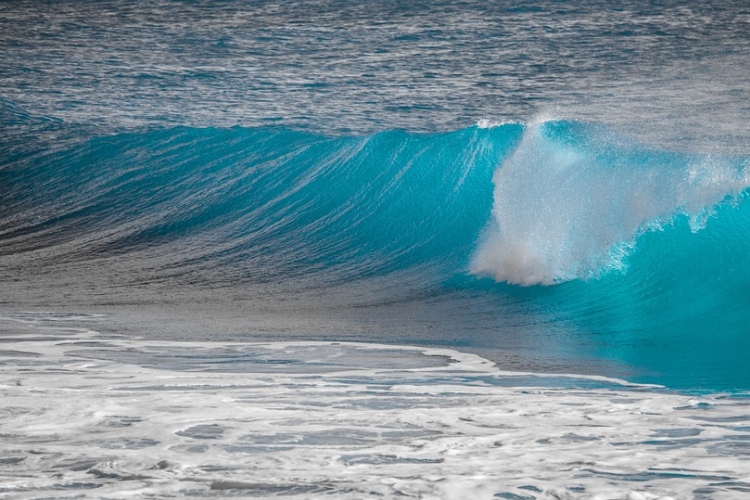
<box><xmin>2</xmin><ymin>1</ymin><xmax>750</xmax><ymax>498</ymax></box>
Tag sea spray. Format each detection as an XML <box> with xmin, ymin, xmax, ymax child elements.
<box><xmin>471</xmin><ymin>120</ymin><xmax>750</xmax><ymax>285</ymax></box>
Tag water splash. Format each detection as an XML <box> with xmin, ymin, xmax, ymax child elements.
<box><xmin>471</xmin><ymin>120</ymin><xmax>750</xmax><ymax>285</ymax></box>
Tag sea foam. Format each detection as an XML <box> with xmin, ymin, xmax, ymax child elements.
<box><xmin>471</xmin><ymin>120</ymin><xmax>750</xmax><ymax>285</ymax></box>
<box><xmin>1</xmin><ymin>313</ymin><xmax>750</xmax><ymax>499</ymax></box>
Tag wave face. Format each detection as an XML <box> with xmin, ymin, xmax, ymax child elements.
<box><xmin>0</xmin><ymin>121</ymin><xmax>519</xmax><ymax>289</ymax></box>
<box><xmin>3</xmin><ymin>111</ymin><xmax>750</xmax><ymax>390</ymax></box>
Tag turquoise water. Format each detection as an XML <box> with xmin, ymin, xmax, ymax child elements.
<box><xmin>2</xmin><ymin>0</ymin><xmax>750</xmax><ymax>392</ymax></box>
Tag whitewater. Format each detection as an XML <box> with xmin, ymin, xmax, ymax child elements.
<box><xmin>3</xmin><ymin>312</ymin><xmax>750</xmax><ymax>499</ymax></box>
<box><xmin>2</xmin><ymin>0</ymin><xmax>750</xmax><ymax>498</ymax></box>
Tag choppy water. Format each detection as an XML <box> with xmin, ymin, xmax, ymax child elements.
<box><xmin>2</xmin><ymin>1</ymin><xmax>750</xmax><ymax>498</ymax></box>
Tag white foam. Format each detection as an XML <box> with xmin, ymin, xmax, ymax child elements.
<box><xmin>1</xmin><ymin>315</ymin><xmax>749</xmax><ymax>499</ymax></box>
<box><xmin>471</xmin><ymin>120</ymin><xmax>750</xmax><ymax>285</ymax></box>
<box><xmin>476</xmin><ymin>118</ymin><xmax>519</xmax><ymax>129</ymax></box>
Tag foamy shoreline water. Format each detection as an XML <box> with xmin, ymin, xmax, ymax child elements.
<box><xmin>2</xmin><ymin>313</ymin><xmax>750</xmax><ymax>499</ymax></box>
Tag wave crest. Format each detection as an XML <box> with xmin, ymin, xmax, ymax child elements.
<box><xmin>470</xmin><ymin>120</ymin><xmax>750</xmax><ymax>285</ymax></box>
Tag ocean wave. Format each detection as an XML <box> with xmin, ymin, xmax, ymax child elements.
<box><xmin>2</xmin><ymin>114</ymin><xmax>749</xmax><ymax>290</ymax></box>
<box><xmin>4</xmin><ymin>110</ymin><xmax>750</xmax><ymax>389</ymax></box>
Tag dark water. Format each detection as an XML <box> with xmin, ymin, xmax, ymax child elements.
<box><xmin>2</xmin><ymin>0</ymin><xmax>750</xmax><ymax>391</ymax></box>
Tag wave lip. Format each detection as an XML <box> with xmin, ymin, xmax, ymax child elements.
<box><xmin>471</xmin><ymin>120</ymin><xmax>750</xmax><ymax>286</ymax></box>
